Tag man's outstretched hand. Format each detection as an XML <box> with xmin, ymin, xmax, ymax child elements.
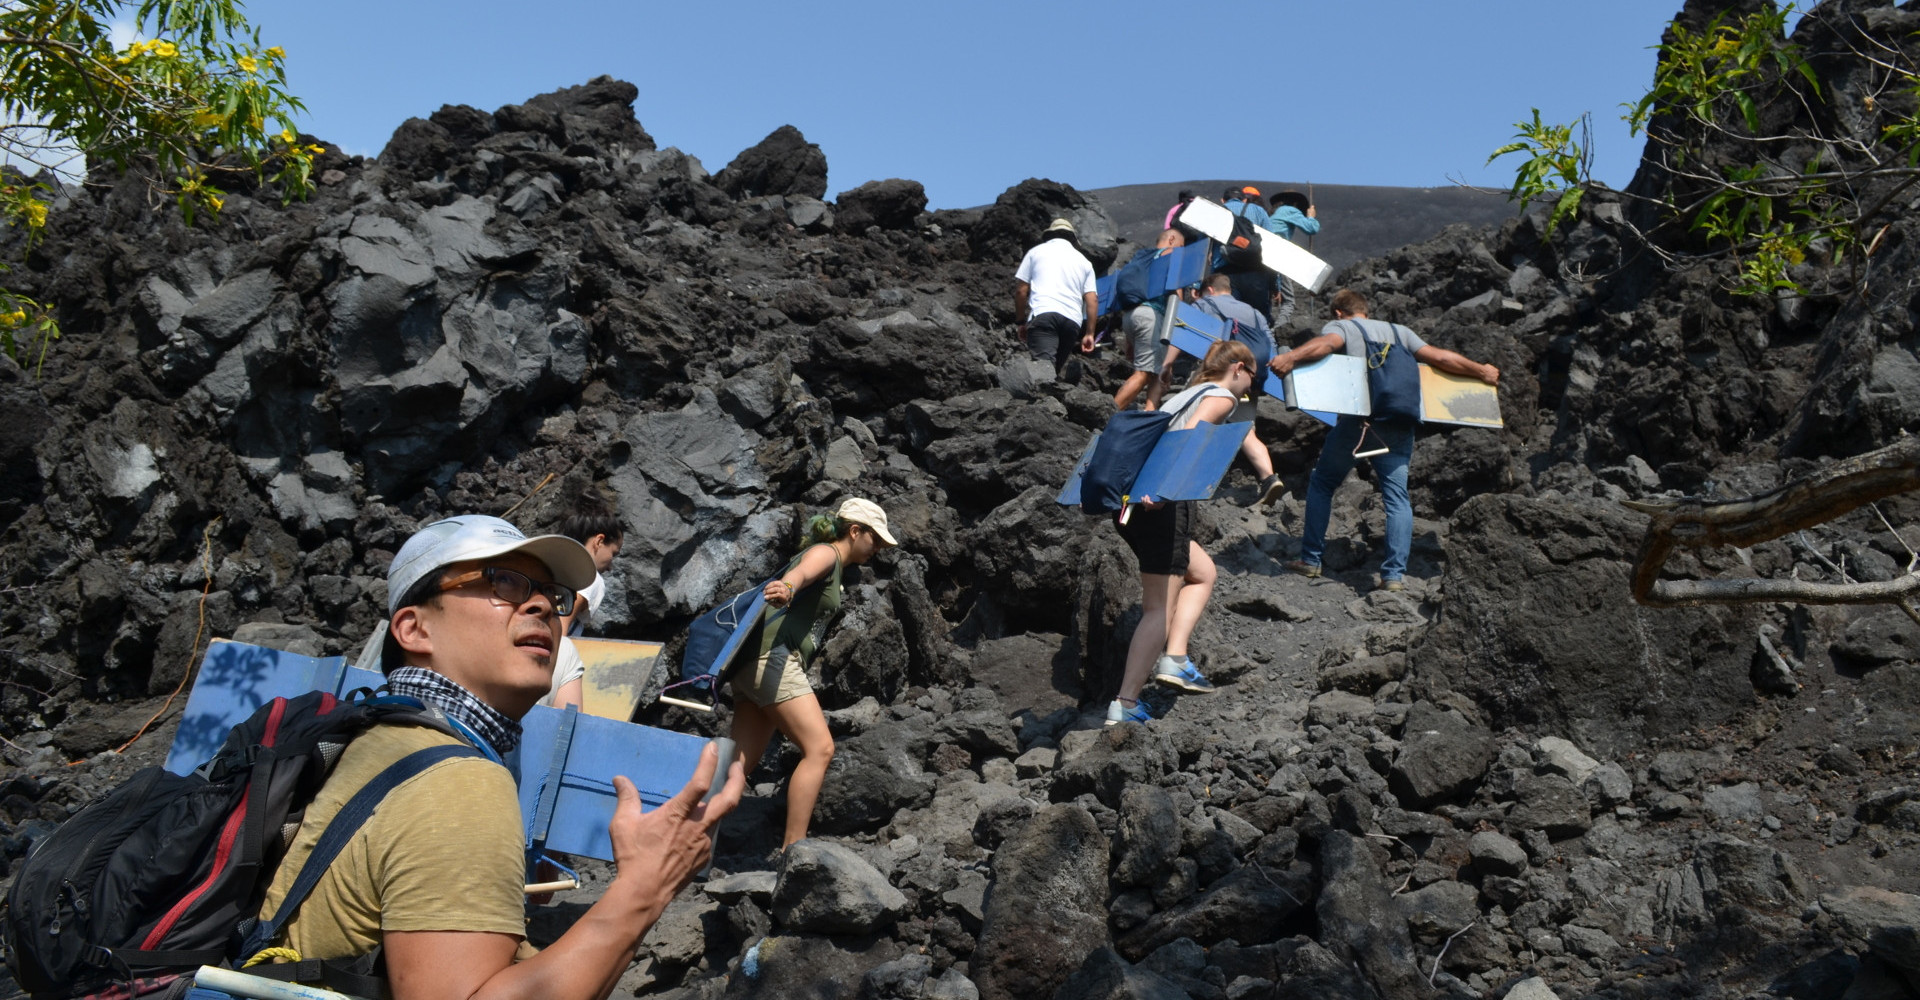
<box><xmin>608</xmin><ymin>742</ymin><xmax>746</xmax><ymax>906</ymax></box>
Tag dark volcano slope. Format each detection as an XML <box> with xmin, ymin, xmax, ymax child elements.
<box><xmin>7</xmin><ymin>3</ymin><xmax>1920</xmax><ymax>995</ymax></box>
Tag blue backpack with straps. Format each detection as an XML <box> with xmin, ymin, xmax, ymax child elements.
<box><xmin>1351</xmin><ymin>319</ymin><xmax>1422</xmax><ymax>422</ymax></box>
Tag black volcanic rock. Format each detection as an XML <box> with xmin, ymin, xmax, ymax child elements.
<box><xmin>969</xmin><ymin>178</ymin><xmax>1118</xmax><ymax>272</ymax></box>
<box><xmin>833</xmin><ymin>178</ymin><xmax>926</xmax><ymax>232</ymax></box>
<box><xmin>716</xmin><ymin>125</ymin><xmax>828</xmax><ymax>200</ymax></box>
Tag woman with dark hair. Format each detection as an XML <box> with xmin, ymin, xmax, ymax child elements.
<box><xmin>731</xmin><ymin>497</ymin><xmax>899</xmax><ymax>848</ymax></box>
<box><xmin>1107</xmin><ymin>340</ymin><xmax>1256</xmax><ymax>725</ymax></box>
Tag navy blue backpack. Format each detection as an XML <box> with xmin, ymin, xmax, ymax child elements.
<box><xmin>1080</xmin><ymin>409</ymin><xmax>1174</xmax><ymax>515</ymax></box>
<box><xmin>1351</xmin><ymin>319</ymin><xmax>1421</xmax><ymax>422</ymax></box>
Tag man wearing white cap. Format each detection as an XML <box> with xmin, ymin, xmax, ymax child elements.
<box><xmin>253</xmin><ymin>514</ymin><xmax>745</xmax><ymax>1000</ymax></box>
<box><xmin>1013</xmin><ymin>217</ymin><xmax>1098</xmax><ymax>372</ymax></box>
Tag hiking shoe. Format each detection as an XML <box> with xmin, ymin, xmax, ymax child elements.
<box><xmin>1378</xmin><ymin>579</ymin><xmax>1406</xmax><ymax>593</ymax></box>
<box><xmin>1105</xmin><ymin>699</ymin><xmax>1153</xmax><ymax>726</ymax></box>
<box><xmin>1253</xmin><ymin>474</ymin><xmax>1287</xmax><ymax>507</ymax></box>
<box><xmin>1284</xmin><ymin>560</ymin><xmax>1322</xmax><ymax>579</ymax></box>
<box><xmin>1152</xmin><ymin>655</ymin><xmax>1218</xmax><ymax>693</ymax></box>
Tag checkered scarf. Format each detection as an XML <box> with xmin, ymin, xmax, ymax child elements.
<box><xmin>385</xmin><ymin>667</ymin><xmax>521</xmax><ymax>756</ymax></box>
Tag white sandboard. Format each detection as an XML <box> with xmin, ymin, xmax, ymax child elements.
<box><xmin>1177</xmin><ymin>199</ymin><xmax>1336</xmax><ymax>292</ymax></box>
<box><xmin>1283</xmin><ymin>354</ymin><xmax>1370</xmax><ymax>417</ymax></box>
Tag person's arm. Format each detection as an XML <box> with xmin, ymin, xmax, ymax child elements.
<box><xmin>1013</xmin><ymin>281</ymin><xmax>1031</xmax><ymax>341</ymax></box>
<box><xmin>383</xmin><ymin>746</ymin><xmax>746</xmax><ymax>1000</ymax></box>
<box><xmin>549</xmin><ymin>677</ymin><xmax>583</xmax><ymax>711</ymax></box>
<box><xmin>1191</xmin><ymin>394</ymin><xmax>1238</xmax><ymax>425</ymax></box>
<box><xmin>762</xmin><ymin>543</ymin><xmax>839</xmax><ymax>607</ymax></box>
<box><xmin>1414</xmin><ymin>345</ymin><xmax>1499</xmax><ymax>386</ymax></box>
<box><xmin>1269</xmin><ymin>331</ymin><xmax>1346</xmax><ymax>375</ymax></box>
<box><xmin>1080</xmin><ymin>290</ymin><xmax>1099</xmax><ymax>352</ymax></box>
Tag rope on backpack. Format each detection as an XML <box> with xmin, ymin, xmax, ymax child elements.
<box><xmin>242</xmin><ymin>946</ymin><xmax>303</xmax><ymax>969</ymax></box>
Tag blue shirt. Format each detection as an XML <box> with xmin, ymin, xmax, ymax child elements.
<box><xmin>1266</xmin><ymin>205</ymin><xmax>1320</xmax><ymax>240</ymax></box>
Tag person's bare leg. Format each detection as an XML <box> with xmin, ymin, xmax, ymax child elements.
<box><xmin>1120</xmin><ymin>573</ymin><xmax>1177</xmax><ymax>702</ymax></box>
<box><xmin>1114</xmin><ymin>371</ymin><xmax>1152</xmax><ymax>410</ymax></box>
<box><xmin>1164</xmin><ymin>543</ymin><xmax>1216</xmax><ymax>658</ymax></box>
<box><xmin>729</xmin><ymin>698</ymin><xmax>777</xmax><ymax>783</ymax></box>
<box><xmin>1239</xmin><ymin>432</ymin><xmax>1275</xmax><ymax>479</ymax></box>
<box><xmin>763</xmin><ymin>693</ymin><xmax>834</xmax><ymax>847</ymax></box>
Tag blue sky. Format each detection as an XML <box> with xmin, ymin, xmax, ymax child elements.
<box><xmin>244</xmin><ymin>1</ymin><xmax>1745</xmax><ymax>209</ymax></box>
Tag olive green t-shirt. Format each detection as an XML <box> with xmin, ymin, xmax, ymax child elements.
<box><xmin>254</xmin><ymin>724</ymin><xmax>534</xmax><ymax>963</ymax></box>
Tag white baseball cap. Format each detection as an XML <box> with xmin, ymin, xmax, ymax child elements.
<box><xmin>835</xmin><ymin>498</ymin><xmax>899</xmax><ymax>547</ymax></box>
<box><xmin>386</xmin><ymin>515</ymin><xmax>598</xmax><ymax>615</ymax></box>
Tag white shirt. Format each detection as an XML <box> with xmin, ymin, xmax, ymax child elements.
<box><xmin>1014</xmin><ymin>239</ymin><xmax>1097</xmax><ymax>324</ymax></box>
<box><xmin>569</xmin><ymin>573</ymin><xmax>607</xmax><ymax>637</ymax></box>
<box><xmin>538</xmin><ymin>636</ymin><xmax>587</xmax><ymax>707</ymax></box>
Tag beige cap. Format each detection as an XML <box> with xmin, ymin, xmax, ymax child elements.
<box><xmin>1044</xmin><ymin>218</ymin><xmax>1076</xmax><ymax>236</ymax></box>
<box><xmin>835</xmin><ymin>498</ymin><xmax>898</xmax><ymax>547</ymax></box>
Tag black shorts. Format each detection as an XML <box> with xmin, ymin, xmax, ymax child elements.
<box><xmin>1116</xmin><ymin>501</ymin><xmax>1193</xmax><ymax>576</ymax></box>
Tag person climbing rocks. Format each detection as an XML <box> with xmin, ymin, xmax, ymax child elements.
<box><xmin>1270</xmin><ymin>289</ymin><xmax>1500</xmax><ymax>591</ymax></box>
<box><xmin>1013</xmin><ymin>218</ymin><xmax>1098</xmax><ymax>374</ymax></box>
<box><xmin>730</xmin><ymin>497</ymin><xmax>900</xmax><ymax>848</ymax></box>
<box><xmin>1108</xmin><ymin>340</ymin><xmax>1256</xmax><ymax>725</ymax></box>
<box><xmin>1266</xmin><ymin>190</ymin><xmax>1321</xmax><ymax>328</ymax></box>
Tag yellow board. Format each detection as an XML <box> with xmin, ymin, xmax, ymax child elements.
<box><xmin>575</xmin><ymin>637</ymin><xmax>664</xmax><ymax>722</ymax></box>
<box><xmin>1418</xmin><ymin>365</ymin><xmax>1503</xmax><ymax>428</ymax></box>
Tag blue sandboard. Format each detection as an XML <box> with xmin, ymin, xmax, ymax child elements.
<box><xmin>1130</xmin><ymin>421</ymin><xmax>1251</xmax><ymax>503</ymax></box>
<box><xmin>1096</xmin><ymin>244</ymin><xmax>1211</xmax><ymax>316</ymax></box>
<box><xmin>1095</xmin><ymin>274</ymin><xmax>1117</xmax><ymax>315</ymax></box>
<box><xmin>516</xmin><ymin>705</ymin><xmax>711</xmax><ymax>860</ymax></box>
<box><xmin>1056</xmin><ymin>431</ymin><xmax>1102</xmax><ymax>507</ymax></box>
<box><xmin>163</xmin><ymin>640</ymin><xmax>711</xmax><ymax>865</ymax></box>
<box><xmin>707</xmin><ymin>592</ymin><xmax>770</xmax><ymax>684</ymax></box>
<box><xmin>1166</xmin><ymin>306</ymin><xmax>1287</xmax><ymax>399</ymax></box>
<box><xmin>166</xmin><ymin>640</ymin><xmax>385</xmax><ymax>775</ymax></box>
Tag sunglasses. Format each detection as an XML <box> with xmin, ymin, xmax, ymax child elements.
<box><xmin>438</xmin><ymin>567</ymin><xmax>576</xmax><ymax>616</ymax></box>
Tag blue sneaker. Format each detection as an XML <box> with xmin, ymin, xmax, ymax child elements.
<box><xmin>1105</xmin><ymin>699</ymin><xmax>1153</xmax><ymax>726</ymax></box>
<box><xmin>1152</xmin><ymin>655</ymin><xmax>1217</xmax><ymax>693</ymax></box>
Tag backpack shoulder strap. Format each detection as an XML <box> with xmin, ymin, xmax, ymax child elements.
<box><xmin>236</xmin><ymin>742</ymin><xmax>485</xmax><ymax>959</ymax></box>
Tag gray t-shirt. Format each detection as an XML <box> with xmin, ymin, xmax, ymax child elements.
<box><xmin>1324</xmin><ymin>317</ymin><xmax>1427</xmax><ymax>357</ymax></box>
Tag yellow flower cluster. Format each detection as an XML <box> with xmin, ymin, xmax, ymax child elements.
<box><xmin>237</xmin><ymin>55</ymin><xmax>257</xmax><ymax>73</ymax></box>
<box><xmin>22</xmin><ymin>201</ymin><xmax>46</xmax><ymax>228</ymax></box>
<box><xmin>0</xmin><ymin>309</ymin><xmax>28</xmax><ymax>329</ymax></box>
<box><xmin>116</xmin><ymin>39</ymin><xmax>179</xmax><ymax>63</ymax></box>
<box><xmin>265</xmin><ymin>46</ymin><xmax>285</xmax><ymax>60</ymax></box>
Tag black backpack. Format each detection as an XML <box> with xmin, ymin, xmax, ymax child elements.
<box><xmin>2</xmin><ymin>690</ymin><xmax>482</xmax><ymax>999</ymax></box>
<box><xmin>1219</xmin><ymin>203</ymin><xmax>1265</xmax><ymax>273</ymax></box>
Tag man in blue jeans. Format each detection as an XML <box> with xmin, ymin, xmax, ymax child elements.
<box><xmin>1268</xmin><ymin>289</ymin><xmax>1500</xmax><ymax>591</ymax></box>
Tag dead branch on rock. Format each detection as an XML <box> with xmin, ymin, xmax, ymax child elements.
<box><xmin>1429</xmin><ymin>920</ymin><xmax>1477</xmax><ymax>987</ymax></box>
<box><xmin>1624</xmin><ymin>437</ymin><xmax>1920</xmax><ymax>618</ymax></box>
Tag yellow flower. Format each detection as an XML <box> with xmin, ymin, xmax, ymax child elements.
<box><xmin>150</xmin><ymin>40</ymin><xmax>177</xmax><ymax>59</ymax></box>
<box><xmin>23</xmin><ymin>201</ymin><xmax>46</xmax><ymax>228</ymax></box>
<box><xmin>1</xmin><ymin>310</ymin><xmax>26</xmax><ymax>328</ymax></box>
<box><xmin>237</xmin><ymin>55</ymin><xmax>257</xmax><ymax>73</ymax></box>
<box><xmin>307</xmin><ymin>144</ymin><xmax>326</xmax><ymax>155</ymax></box>
<box><xmin>277</xmin><ymin>127</ymin><xmax>297</xmax><ymax>144</ymax></box>
<box><xmin>126</xmin><ymin>40</ymin><xmax>147</xmax><ymax>55</ymax></box>
<box><xmin>206</xmin><ymin>195</ymin><xmax>224</xmax><ymax>213</ymax></box>
<box><xmin>264</xmin><ymin>46</ymin><xmax>285</xmax><ymax>60</ymax></box>
<box><xmin>193</xmin><ymin>110</ymin><xmax>225</xmax><ymax>128</ymax></box>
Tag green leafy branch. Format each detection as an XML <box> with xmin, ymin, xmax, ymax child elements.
<box><xmin>1486</xmin><ymin>109</ymin><xmax>1593</xmax><ymax>236</ymax></box>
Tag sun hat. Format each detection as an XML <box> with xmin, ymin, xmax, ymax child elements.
<box><xmin>835</xmin><ymin>498</ymin><xmax>899</xmax><ymax>547</ymax></box>
<box><xmin>1043</xmin><ymin>218</ymin><xmax>1077</xmax><ymax>236</ymax></box>
<box><xmin>387</xmin><ymin>514</ymin><xmax>598</xmax><ymax>615</ymax></box>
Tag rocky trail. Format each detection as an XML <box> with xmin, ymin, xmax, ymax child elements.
<box><xmin>8</xmin><ymin>1</ymin><xmax>1920</xmax><ymax>997</ymax></box>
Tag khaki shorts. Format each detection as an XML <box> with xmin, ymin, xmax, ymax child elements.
<box><xmin>730</xmin><ymin>646</ymin><xmax>813</xmax><ymax>707</ymax></box>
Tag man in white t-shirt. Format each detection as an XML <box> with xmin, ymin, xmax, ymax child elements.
<box><xmin>1013</xmin><ymin>218</ymin><xmax>1098</xmax><ymax>371</ymax></box>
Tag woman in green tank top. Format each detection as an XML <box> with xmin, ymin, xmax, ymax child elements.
<box><xmin>730</xmin><ymin>497</ymin><xmax>899</xmax><ymax>848</ymax></box>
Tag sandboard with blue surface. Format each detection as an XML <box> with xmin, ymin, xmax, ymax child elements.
<box><xmin>1128</xmin><ymin>420</ymin><xmax>1251</xmax><ymax>503</ymax></box>
<box><xmin>1165</xmin><ymin>303</ymin><xmax>1289</xmax><ymax>400</ymax></box>
<box><xmin>163</xmin><ymin>639</ymin><xmax>713</xmax><ymax>864</ymax></box>
<box><xmin>1094</xmin><ymin>243</ymin><xmax>1212</xmax><ymax>316</ymax></box>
